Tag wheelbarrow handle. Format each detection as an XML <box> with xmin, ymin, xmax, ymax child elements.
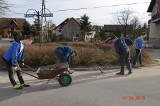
<box><xmin>16</xmin><ymin>63</ymin><xmax>39</xmax><ymax>79</ymax></box>
<box><xmin>20</xmin><ymin>70</ymin><xmax>39</xmax><ymax>79</ymax></box>
<box><xmin>24</xmin><ymin>64</ymin><xmax>36</xmax><ymax>72</ymax></box>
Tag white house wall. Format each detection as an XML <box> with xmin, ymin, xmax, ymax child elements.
<box><xmin>85</xmin><ymin>31</ymin><xmax>96</xmax><ymax>42</ymax></box>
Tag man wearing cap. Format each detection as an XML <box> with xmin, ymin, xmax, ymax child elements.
<box><xmin>54</xmin><ymin>45</ymin><xmax>77</xmax><ymax>74</ymax></box>
<box><xmin>105</xmin><ymin>35</ymin><xmax>132</xmax><ymax>75</ymax></box>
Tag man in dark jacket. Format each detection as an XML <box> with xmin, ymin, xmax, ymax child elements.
<box><xmin>54</xmin><ymin>45</ymin><xmax>77</xmax><ymax>74</ymax></box>
<box><xmin>108</xmin><ymin>35</ymin><xmax>132</xmax><ymax>75</ymax></box>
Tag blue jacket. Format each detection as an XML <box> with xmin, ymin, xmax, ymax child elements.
<box><xmin>55</xmin><ymin>46</ymin><xmax>73</xmax><ymax>62</ymax></box>
<box><xmin>114</xmin><ymin>37</ymin><xmax>129</xmax><ymax>54</ymax></box>
<box><xmin>3</xmin><ymin>41</ymin><xmax>24</xmax><ymax>67</ymax></box>
<box><xmin>135</xmin><ymin>36</ymin><xmax>143</xmax><ymax>49</ymax></box>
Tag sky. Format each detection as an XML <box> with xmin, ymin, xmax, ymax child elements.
<box><xmin>4</xmin><ymin>0</ymin><xmax>152</xmax><ymax>26</ymax></box>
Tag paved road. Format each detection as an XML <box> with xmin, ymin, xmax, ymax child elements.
<box><xmin>0</xmin><ymin>40</ymin><xmax>160</xmax><ymax>106</ymax></box>
<box><xmin>0</xmin><ymin>39</ymin><xmax>32</xmax><ymax>47</ymax></box>
<box><xmin>147</xmin><ymin>49</ymin><xmax>160</xmax><ymax>61</ymax></box>
<box><xmin>0</xmin><ymin>65</ymin><xmax>160</xmax><ymax>106</ymax></box>
<box><xmin>0</xmin><ymin>40</ymin><xmax>11</xmax><ymax>47</ymax></box>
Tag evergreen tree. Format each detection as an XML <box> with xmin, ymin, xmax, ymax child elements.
<box><xmin>80</xmin><ymin>14</ymin><xmax>92</xmax><ymax>36</ymax></box>
<box><xmin>22</xmin><ymin>21</ymin><xmax>32</xmax><ymax>37</ymax></box>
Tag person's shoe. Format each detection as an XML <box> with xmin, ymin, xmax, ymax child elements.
<box><xmin>116</xmin><ymin>72</ymin><xmax>124</xmax><ymax>75</ymax></box>
<box><xmin>132</xmin><ymin>65</ymin><xmax>139</xmax><ymax>68</ymax></box>
<box><xmin>10</xmin><ymin>85</ymin><xmax>23</xmax><ymax>89</ymax></box>
<box><xmin>21</xmin><ymin>83</ymin><xmax>30</xmax><ymax>87</ymax></box>
<box><xmin>139</xmin><ymin>64</ymin><xmax>144</xmax><ymax>67</ymax></box>
<box><xmin>67</xmin><ymin>68</ymin><xmax>74</xmax><ymax>74</ymax></box>
<box><xmin>128</xmin><ymin>71</ymin><xmax>132</xmax><ymax>74</ymax></box>
<box><xmin>68</xmin><ymin>70</ymin><xmax>74</xmax><ymax>74</ymax></box>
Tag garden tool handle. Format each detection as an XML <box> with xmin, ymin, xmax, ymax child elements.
<box><xmin>16</xmin><ymin>62</ymin><xmax>39</xmax><ymax>79</ymax></box>
<box><xmin>24</xmin><ymin>64</ymin><xmax>36</xmax><ymax>72</ymax></box>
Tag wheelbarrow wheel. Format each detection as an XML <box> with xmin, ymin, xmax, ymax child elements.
<box><xmin>58</xmin><ymin>73</ymin><xmax>72</xmax><ymax>86</ymax></box>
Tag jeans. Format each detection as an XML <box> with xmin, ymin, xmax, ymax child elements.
<box><xmin>119</xmin><ymin>50</ymin><xmax>132</xmax><ymax>73</ymax></box>
<box><xmin>55</xmin><ymin>50</ymin><xmax>70</xmax><ymax>63</ymax></box>
<box><xmin>133</xmin><ymin>49</ymin><xmax>142</xmax><ymax>66</ymax></box>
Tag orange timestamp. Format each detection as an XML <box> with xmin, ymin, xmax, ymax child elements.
<box><xmin>122</xmin><ymin>96</ymin><xmax>145</xmax><ymax>101</ymax></box>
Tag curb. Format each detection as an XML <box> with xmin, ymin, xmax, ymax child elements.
<box><xmin>1</xmin><ymin>63</ymin><xmax>160</xmax><ymax>72</ymax></box>
<box><xmin>71</xmin><ymin>67</ymin><xmax>120</xmax><ymax>71</ymax></box>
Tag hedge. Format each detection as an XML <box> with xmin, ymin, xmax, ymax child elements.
<box><xmin>0</xmin><ymin>42</ymin><xmax>151</xmax><ymax>67</ymax></box>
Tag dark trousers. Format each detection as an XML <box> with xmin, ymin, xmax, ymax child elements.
<box><xmin>55</xmin><ymin>50</ymin><xmax>70</xmax><ymax>63</ymax></box>
<box><xmin>119</xmin><ymin>50</ymin><xmax>132</xmax><ymax>73</ymax></box>
<box><xmin>133</xmin><ymin>49</ymin><xmax>142</xmax><ymax>66</ymax></box>
<box><xmin>5</xmin><ymin>60</ymin><xmax>24</xmax><ymax>86</ymax></box>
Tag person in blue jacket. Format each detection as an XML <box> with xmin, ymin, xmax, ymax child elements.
<box><xmin>132</xmin><ymin>32</ymin><xmax>146</xmax><ymax>68</ymax></box>
<box><xmin>106</xmin><ymin>35</ymin><xmax>132</xmax><ymax>75</ymax></box>
<box><xmin>54</xmin><ymin>45</ymin><xmax>77</xmax><ymax>74</ymax></box>
<box><xmin>3</xmin><ymin>32</ymin><xmax>30</xmax><ymax>89</ymax></box>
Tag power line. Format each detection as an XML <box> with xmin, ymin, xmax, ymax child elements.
<box><xmin>16</xmin><ymin>3</ymin><xmax>41</xmax><ymax>7</ymax></box>
<box><xmin>6</xmin><ymin>1</ymin><xmax>150</xmax><ymax>16</ymax></box>
<box><xmin>53</xmin><ymin>2</ymin><xmax>150</xmax><ymax>12</ymax></box>
<box><xmin>12</xmin><ymin>4</ymin><xmax>41</xmax><ymax>9</ymax></box>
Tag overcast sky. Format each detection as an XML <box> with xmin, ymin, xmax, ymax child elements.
<box><xmin>5</xmin><ymin>0</ymin><xmax>152</xmax><ymax>26</ymax></box>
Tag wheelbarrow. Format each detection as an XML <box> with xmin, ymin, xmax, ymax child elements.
<box><xmin>16</xmin><ymin>62</ymin><xmax>72</xmax><ymax>90</ymax></box>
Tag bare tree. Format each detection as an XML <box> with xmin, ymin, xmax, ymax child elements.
<box><xmin>130</xmin><ymin>16</ymin><xmax>141</xmax><ymax>36</ymax></box>
<box><xmin>44</xmin><ymin>20</ymin><xmax>56</xmax><ymax>42</ymax></box>
<box><xmin>130</xmin><ymin>16</ymin><xmax>140</xmax><ymax>30</ymax></box>
<box><xmin>0</xmin><ymin>0</ymin><xmax>10</xmax><ymax>16</ymax></box>
<box><xmin>114</xmin><ymin>8</ymin><xmax>134</xmax><ymax>37</ymax></box>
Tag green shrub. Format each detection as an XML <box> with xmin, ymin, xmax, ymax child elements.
<box><xmin>0</xmin><ymin>46</ymin><xmax>8</xmax><ymax>66</ymax></box>
<box><xmin>24</xmin><ymin>45</ymin><xmax>59</xmax><ymax>67</ymax></box>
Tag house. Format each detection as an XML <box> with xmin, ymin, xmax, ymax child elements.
<box><xmin>103</xmin><ymin>25</ymin><xmax>133</xmax><ymax>38</ymax></box>
<box><xmin>42</xmin><ymin>23</ymin><xmax>56</xmax><ymax>42</ymax></box>
<box><xmin>85</xmin><ymin>25</ymin><xmax>102</xmax><ymax>42</ymax></box>
<box><xmin>0</xmin><ymin>18</ymin><xmax>26</xmax><ymax>38</ymax></box>
<box><xmin>147</xmin><ymin>0</ymin><xmax>160</xmax><ymax>47</ymax></box>
<box><xmin>54</xmin><ymin>17</ymin><xmax>82</xmax><ymax>41</ymax></box>
<box><xmin>85</xmin><ymin>31</ymin><xmax>96</xmax><ymax>42</ymax></box>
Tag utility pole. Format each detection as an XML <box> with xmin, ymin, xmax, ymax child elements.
<box><xmin>24</xmin><ymin>0</ymin><xmax>53</xmax><ymax>47</ymax></box>
<box><xmin>37</xmin><ymin>11</ymin><xmax>41</xmax><ymax>46</ymax></box>
<box><xmin>41</xmin><ymin>0</ymin><xmax>50</xmax><ymax>43</ymax></box>
<box><xmin>25</xmin><ymin>10</ymin><xmax>41</xmax><ymax>46</ymax></box>
<box><xmin>47</xmin><ymin>22</ymin><xmax>51</xmax><ymax>42</ymax></box>
<box><xmin>44</xmin><ymin>0</ymin><xmax>46</xmax><ymax>22</ymax></box>
<box><xmin>40</xmin><ymin>0</ymin><xmax>44</xmax><ymax>44</ymax></box>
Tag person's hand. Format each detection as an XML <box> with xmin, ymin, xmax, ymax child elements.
<box><xmin>72</xmin><ymin>50</ymin><xmax>77</xmax><ymax>56</ymax></box>
<box><xmin>21</xmin><ymin>62</ymin><xmax>24</xmax><ymax>66</ymax></box>
<box><xmin>12</xmin><ymin>66</ymin><xmax>18</xmax><ymax>72</ymax></box>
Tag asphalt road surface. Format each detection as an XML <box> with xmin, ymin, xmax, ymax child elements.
<box><xmin>0</xmin><ymin>65</ymin><xmax>160</xmax><ymax>106</ymax></box>
<box><xmin>0</xmin><ymin>40</ymin><xmax>160</xmax><ymax>106</ymax></box>
<box><xmin>0</xmin><ymin>40</ymin><xmax>11</xmax><ymax>47</ymax></box>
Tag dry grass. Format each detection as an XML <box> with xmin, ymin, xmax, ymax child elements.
<box><xmin>0</xmin><ymin>42</ymin><xmax>151</xmax><ymax>67</ymax></box>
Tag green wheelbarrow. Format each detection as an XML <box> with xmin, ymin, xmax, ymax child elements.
<box><xmin>17</xmin><ymin>62</ymin><xmax>72</xmax><ymax>90</ymax></box>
